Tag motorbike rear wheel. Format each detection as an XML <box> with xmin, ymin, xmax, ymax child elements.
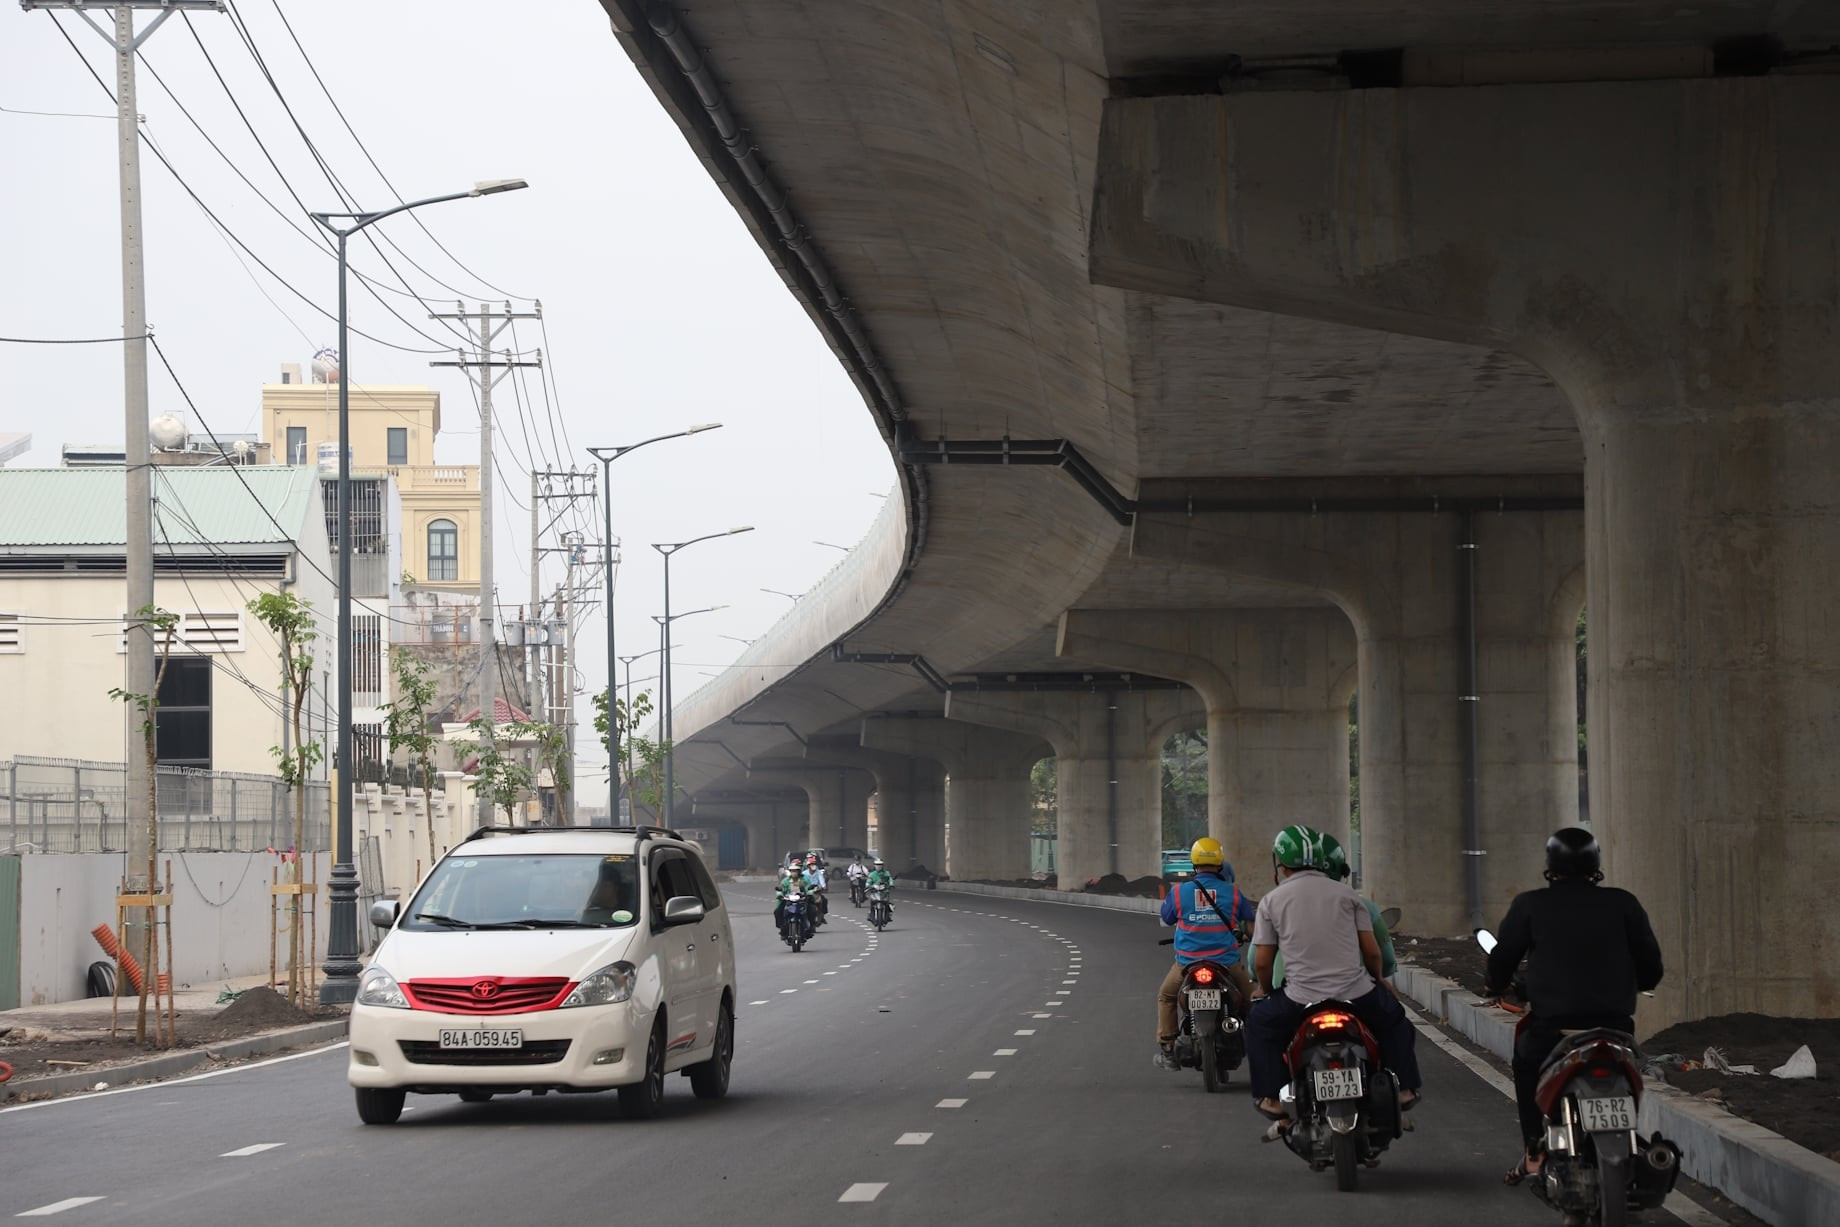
<box><xmin>1333</xmin><ymin>1131</ymin><xmax>1359</xmax><ymax>1192</ymax></box>
<box><xmin>1598</xmin><ymin>1156</ymin><xmax>1629</xmax><ymax>1227</ymax></box>
<box><xmin>1198</xmin><ymin>1014</ymin><xmax>1220</xmax><ymax>1092</ymax></box>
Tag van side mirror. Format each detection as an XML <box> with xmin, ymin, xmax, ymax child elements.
<box><xmin>662</xmin><ymin>895</ymin><xmax>706</xmax><ymax>926</ymax></box>
<box><xmin>369</xmin><ymin>899</ymin><xmax>401</xmax><ymax>930</ymax></box>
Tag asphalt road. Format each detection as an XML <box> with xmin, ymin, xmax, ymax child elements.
<box><xmin>1</xmin><ymin>886</ymin><xmax>1743</xmax><ymax>1225</ymax></box>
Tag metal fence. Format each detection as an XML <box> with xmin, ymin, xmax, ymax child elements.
<box><xmin>1</xmin><ymin>756</ymin><xmax>331</xmax><ymax>854</ymax></box>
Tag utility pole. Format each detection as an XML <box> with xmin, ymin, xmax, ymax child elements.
<box><xmin>430</xmin><ymin>303</ymin><xmax>538</xmax><ymax>822</ymax></box>
<box><xmin>530</xmin><ymin>471</ymin><xmax>595</xmax><ymax>820</ymax></box>
<box><xmin>25</xmin><ymin>0</ymin><xmax>225</xmax><ymax>1015</ymax></box>
<box><xmin>529</xmin><ymin>470</ymin><xmax>541</xmax><ymax>720</ymax></box>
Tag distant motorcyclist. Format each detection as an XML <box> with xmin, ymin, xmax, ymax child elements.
<box><xmin>1245</xmin><ymin>825</ymin><xmax>1422</xmax><ymax>1122</ymax></box>
<box><xmin>774</xmin><ymin>865</ymin><xmax>813</xmax><ymax>938</ymax></box>
<box><xmin>1156</xmin><ymin>836</ymin><xmax>1257</xmax><ymax>1067</ymax></box>
<box><xmin>1487</xmin><ymin>827</ymin><xmax>1663</xmax><ymax>1188</ymax></box>
<box><xmin>865</xmin><ymin>859</ymin><xmax>894</xmax><ymax>891</ymax></box>
<box><xmin>802</xmin><ymin>855</ymin><xmax>829</xmax><ymax>924</ymax></box>
<box><xmin>847</xmin><ymin>857</ymin><xmax>869</xmax><ymax>884</ymax></box>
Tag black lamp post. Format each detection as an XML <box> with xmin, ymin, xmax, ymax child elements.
<box><xmin>310</xmin><ymin>179</ymin><xmax>525</xmax><ymax>1005</ymax></box>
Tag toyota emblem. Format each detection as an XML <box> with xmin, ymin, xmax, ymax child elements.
<box><xmin>471</xmin><ymin>980</ymin><xmax>500</xmax><ymax>1000</ymax></box>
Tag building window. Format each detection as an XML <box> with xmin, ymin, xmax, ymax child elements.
<box><xmin>387</xmin><ymin>427</ymin><xmax>408</xmax><ymax>466</ymax></box>
<box><xmin>155</xmin><ymin>656</ymin><xmax>212</xmax><ymax>769</ymax></box>
<box><xmin>286</xmin><ymin>426</ymin><xmax>307</xmax><ymax>465</ymax></box>
<box><xmin>428</xmin><ymin>519</ymin><xmax>458</xmax><ymax>581</ymax></box>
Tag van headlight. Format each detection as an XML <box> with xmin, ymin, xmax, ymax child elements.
<box><xmin>356</xmin><ymin>966</ymin><xmax>409</xmax><ymax>1009</ymax></box>
<box><xmin>561</xmin><ymin>961</ymin><xmax>636</xmax><ymax>1008</ymax></box>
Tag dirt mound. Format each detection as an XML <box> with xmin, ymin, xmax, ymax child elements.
<box><xmin>1082</xmin><ymin>873</ymin><xmax>1163</xmax><ymax>898</ymax></box>
<box><xmin>215</xmin><ymin>986</ymin><xmax>313</xmax><ymax>1029</ymax></box>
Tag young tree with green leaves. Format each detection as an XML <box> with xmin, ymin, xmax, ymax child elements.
<box><xmin>380</xmin><ymin>648</ymin><xmax>441</xmax><ymax>866</ymax></box>
<box><xmin>592</xmin><ymin>687</ymin><xmax>667</xmax><ymax>819</ymax></box>
<box><xmin>108</xmin><ymin>604</ymin><xmax>178</xmax><ymax>1044</ymax></box>
<box><xmin>467</xmin><ymin>716</ymin><xmax>541</xmax><ymax>826</ymax></box>
<box><xmin>247</xmin><ymin>592</ymin><xmax>321</xmax><ymax>1007</ymax></box>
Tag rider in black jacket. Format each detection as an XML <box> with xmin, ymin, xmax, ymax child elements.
<box><xmin>1486</xmin><ymin>827</ymin><xmax>1663</xmax><ymax>1186</ymax></box>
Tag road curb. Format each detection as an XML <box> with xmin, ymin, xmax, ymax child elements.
<box><xmin>1395</xmin><ymin>964</ymin><xmax>1840</xmax><ymax>1227</ymax></box>
<box><xmin>932</xmin><ymin>882</ymin><xmax>1162</xmax><ymax>914</ymax></box>
<box><xmin>0</xmin><ymin>1018</ymin><xmax>348</xmax><ymax>1103</ymax></box>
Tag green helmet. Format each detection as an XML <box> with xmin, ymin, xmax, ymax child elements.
<box><xmin>1272</xmin><ymin>825</ymin><xmax>1333</xmax><ymax>872</ymax></box>
<box><xmin>1321</xmin><ymin>834</ymin><xmax>1351</xmax><ymax>882</ymax></box>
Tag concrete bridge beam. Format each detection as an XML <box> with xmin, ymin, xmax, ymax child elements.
<box><xmin>946</xmin><ymin>688</ymin><xmax>1205</xmax><ymax>889</ymax></box>
<box><xmin>1094</xmin><ymin>78</ymin><xmax>1840</xmax><ymax>1022</ymax></box>
<box><xmin>1057</xmin><ymin>607</ymin><xmax>1356</xmax><ymax>893</ymax></box>
<box><xmin>860</xmin><ymin>717</ymin><xmax>1051</xmax><ymax>882</ymax></box>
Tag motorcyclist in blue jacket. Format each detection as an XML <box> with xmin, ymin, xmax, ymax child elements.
<box><xmin>1157</xmin><ymin>836</ymin><xmax>1256</xmax><ymax>1067</ymax></box>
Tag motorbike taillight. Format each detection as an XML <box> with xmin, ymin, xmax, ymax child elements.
<box><xmin>1309</xmin><ymin>1010</ymin><xmax>1354</xmax><ymax>1031</ymax></box>
<box><xmin>1192</xmin><ymin>965</ymin><xmax>1216</xmax><ymax>984</ymax></box>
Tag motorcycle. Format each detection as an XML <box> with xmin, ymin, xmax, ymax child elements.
<box><xmin>1476</xmin><ymin>930</ymin><xmax>1680</xmax><ymax>1226</ymax></box>
<box><xmin>848</xmin><ymin>877</ymin><xmax>867</xmax><ymax>907</ymax></box>
<box><xmin>1174</xmin><ymin>959</ymin><xmax>1247</xmax><ymax>1092</ymax></box>
<box><xmin>780</xmin><ymin>891</ymin><xmax>813</xmax><ymax>952</ymax></box>
<box><xmin>867</xmin><ymin>886</ymin><xmax>892</xmax><ymax>930</ymax></box>
<box><xmin>1268</xmin><ymin>1000</ymin><xmax>1404</xmax><ymax>1191</ymax></box>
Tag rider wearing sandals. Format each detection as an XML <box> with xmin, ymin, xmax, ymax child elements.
<box><xmin>1155</xmin><ymin>836</ymin><xmax>1257</xmax><ymax>1068</ymax></box>
<box><xmin>1487</xmin><ymin>827</ymin><xmax>1664</xmax><ymax>1187</ymax></box>
<box><xmin>1245</xmin><ymin>824</ymin><xmax>1423</xmax><ymax>1123</ymax></box>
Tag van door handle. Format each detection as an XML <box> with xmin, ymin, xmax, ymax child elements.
<box><xmin>709</xmin><ymin>933</ymin><xmax>721</xmax><ymax>942</ymax></box>
<box><xmin>685</xmin><ymin>943</ymin><xmax>696</xmax><ymax>952</ymax></box>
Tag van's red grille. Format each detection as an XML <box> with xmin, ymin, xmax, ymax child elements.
<box><xmin>403</xmin><ymin>977</ymin><xmax>573</xmax><ymax>1014</ymax></box>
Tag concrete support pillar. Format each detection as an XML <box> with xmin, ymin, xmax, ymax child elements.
<box><xmin>864</xmin><ymin>755</ymin><xmax>946</xmax><ymax>874</ymax></box>
<box><xmin>1093</xmin><ymin>76</ymin><xmax>1840</xmax><ymax>1022</ymax></box>
<box><xmin>860</xmin><ymin>717</ymin><xmax>1051</xmax><ymax>881</ymax></box>
<box><xmin>686</xmin><ymin>796</ymin><xmax>800</xmax><ymax>870</ymax></box>
<box><xmin>1058</xmin><ymin>607</ymin><xmax>1356</xmax><ymax>891</ymax></box>
<box><xmin>946</xmin><ymin>688</ymin><xmax>1205</xmax><ymax>889</ymax></box>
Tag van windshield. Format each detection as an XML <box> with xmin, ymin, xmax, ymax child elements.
<box><xmin>402</xmin><ymin>853</ymin><xmax>640</xmax><ymax>931</ymax></box>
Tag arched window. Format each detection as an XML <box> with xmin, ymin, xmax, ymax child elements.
<box><xmin>427</xmin><ymin>519</ymin><xmax>458</xmax><ymax>581</ymax></box>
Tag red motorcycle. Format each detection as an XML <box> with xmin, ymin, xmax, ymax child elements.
<box><xmin>1477</xmin><ymin>929</ymin><xmax>1680</xmax><ymax>1226</ymax></box>
<box><xmin>1270</xmin><ymin>1000</ymin><xmax>1404</xmax><ymax>1191</ymax></box>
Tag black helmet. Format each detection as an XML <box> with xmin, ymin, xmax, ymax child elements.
<box><xmin>1544</xmin><ymin>827</ymin><xmax>1603</xmax><ymax>882</ymax></box>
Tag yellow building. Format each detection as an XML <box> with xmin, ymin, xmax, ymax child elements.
<box><xmin>261</xmin><ymin>365</ymin><xmax>480</xmax><ymax>592</ymax></box>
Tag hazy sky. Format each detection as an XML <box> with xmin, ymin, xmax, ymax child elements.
<box><xmin>1</xmin><ymin>1</ymin><xmax>896</xmax><ymax>789</ymax></box>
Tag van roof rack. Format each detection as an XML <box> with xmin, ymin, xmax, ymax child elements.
<box><xmin>462</xmin><ymin>824</ymin><xmax>688</xmax><ymax>842</ymax></box>
<box><xmin>609</xmin><ymin>824</ymin><xmax>685</xmax><ymax>843</ymax></box>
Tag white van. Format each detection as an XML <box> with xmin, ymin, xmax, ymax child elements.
<box><xmin>347</xmin><ymin>825</ymin><xmax>735</xmax><ymax>1123</ymax></box>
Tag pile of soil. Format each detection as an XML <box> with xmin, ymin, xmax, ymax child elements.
<box><xmin>1081</xmin><ymin>873</ymin><xmax>1164</xmax><ymax>898</ymax></box>
<box><xmin>0</xmin><ymin>988</ymin><xmax>339</xmax><ymax>1088</ymax></box>
<box><xmin>1394</xmin><ymin>934</ymin><xmax>1493</xmax><ymax>997</ymax></box>
<box><xmin>1646</xmin><ymin>1014</ymin><xmax>1840</xmax><ymax>1161</ymax></box>
<box><xmin>964</xmin><ymin>877</ymin><xmax>1059</xmax><ymax>890</ymax></box>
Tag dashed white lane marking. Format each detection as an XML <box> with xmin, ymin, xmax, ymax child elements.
<box><xmin>1015</xmin><ymin>1029</ymin><xmax>1036</xmax><ymax>1036</ymax></box>
<box><xmin>968</xmin><ymin>1071</ymin><xmax>996</xmax><ymax>1080</ymax></box>
<box><xmin>1399</xmin><ymin>1003</ymin><xmax>1720</xmax><ymax>1227</ymax></box>
<box><xmin>994</xmin><ymin>1048</ymin><xmax>1018</xmax><ymax>1056</ymax></box>
<box><xmin>804</xmin><ymin>979</ymin><xmax>820</xmax><ymax>984</ymax></box>
<box><xmin>838</xmin><ymin>1184</ymin><xmax>887</xmax><ymax>1203</ymax></box>
<box><xmin>749</xmin><ymin>1000</ymin><xmax>769</xmax><ymax>1005</ymax></box>
<box><xmin>780</xmin><ymin>988</ymin><xmax>798</xmax><ymax>994</ymax></box>
<box><xmin>16</xmin><ymin>1199</ymin><xmax>106</xmax><ymax>1217</ymax></box>
<box><xmin>936</xmin><ymin>1098</ymin><xmax>967</xmax><ymax>1108</ymax></box>
<box><xmin>1062</xmin><ymin>979</ymin><xmax>1079</xmax><ymax>984</ymax></box>
<box><xmin>895</xmin><ymin>1132</ymin><xmax>932</xmax><ymax>1145</ymax></box>
<box><xmin>823</xmin><ymin>971</ymin><xmax>838</xmax><ymax>976</ymax></box>
<box><xmin>221</xmin><ymin>1143</ymin><xmax>284</xmax><ymax>1158</ymax></box>
<box><xmin>1033</xmin><ymin>1012</ymin><xmax>1053</xmax><ymax>1019</ymax></box>
<box><xmin>1055</xmin><ymin>990</ymin><xmax>1071</xmax><ymax>995</ymax></box>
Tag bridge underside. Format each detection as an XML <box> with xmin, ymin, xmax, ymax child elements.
<box><xmin>602</xmin><ymin>0</ymin><xmax>1840</xmax><ymax>1030</ymax></box>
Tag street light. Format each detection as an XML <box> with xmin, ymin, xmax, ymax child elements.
<box><xmin>586</xmin><ymin>423</ymin><xmax>721</xmax><ymax>826</ymax></box>
<box><xmin>310</xmin><ymin>178</ymin><xmax>526</xmax><ymax>1006</ymax></box>
<box><xmin>814</xmin><ymin>540</ymin><xmax>850</xmax><ymax>552</ymax></box>
<box><xmin>652</xmin><ymin>524</ymin><xmax>752</xmax><ymax>825</ymax></box>
<box><xmin>761</xmin><ymin>587</ymin><xmax>804</xmax><ymax>602</ymax></box>
<box><xmin>719</xmin><ymin>634</ymin><xmax>755</xmax><ymax>647</ymax></box>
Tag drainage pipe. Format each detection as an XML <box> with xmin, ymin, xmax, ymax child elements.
<box><xmin>1106</xmin><ymin>690</ymin><xmax>1120</xmax><ymax>878</ymax></box>
<box><xmin>1458</xmin><ymin>511</ymin><xmax>1484</xmax><ymax>928</ymax></box>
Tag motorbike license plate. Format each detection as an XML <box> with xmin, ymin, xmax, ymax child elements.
<box><xmin>1312</xmin><ymin>1067</ymin><xmax>1364</xmax><ymax>1100</ymax></box>
<box><xmin>1186</xmin><ymin>988</ymin><xmax>1222</xmax><ymax>1012</ymax></box>
<box><xmin>439</xmin><ymin>1028</ymin><xmax>522</xmax><ymax>1049</ymax></box>
<box><xmin>1578</xmin><ymin>1095</ymin><xmax>1635</xmax><ymax>1132</ymax></box>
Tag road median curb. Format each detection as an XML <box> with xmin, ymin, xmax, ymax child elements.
<box><xmin>1395</xmin><ymin>963</ymin><xmax>1840</xmax><ymax>1227</ymax></box>
<box><xmin>933</xmin><ymin>882</ymin><xmax>1161</xmax><ymax>914</ymax></box>
<box><xmin>1</xmin><ymin>1018</ymin><xmax>348</xmax><ymax>1104</ymax></box>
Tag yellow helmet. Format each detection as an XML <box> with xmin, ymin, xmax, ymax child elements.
<box><xmin>1189</xmin><ymin>836</ymin><xmax>1225</xmax><ymax>868</ymax></box>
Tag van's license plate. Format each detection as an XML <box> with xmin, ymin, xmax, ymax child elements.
<box><xmin>1312</xmin><ymin>1067</ymin><xmax>1364</xmax><ymax>1100</ymax></box>
<box><xmin>1578</xmin><ymin>1095</ymin><xmax>1635</xmax><ymax>1132</ymax></box>
<box><xmin>439</xmin><ymin>1028</ymin><xmax>522</xmax><ymax>1049</ymax></box>
<box><xmin>1187</xmin><ymin>989</ymin><xmax>1222</xmax><ymax>1012</ymax></box>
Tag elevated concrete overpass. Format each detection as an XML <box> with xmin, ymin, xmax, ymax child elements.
<box><xmin>599</xmin><ymin>0</ymin><xmax>1840</xmax><ymax>1030</ymax></box>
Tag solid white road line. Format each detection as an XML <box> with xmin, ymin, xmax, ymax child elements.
<box><xmin>838</xmin><ymin>1184</ymin><xmax>887</xmax><ymax>1203</ymax></box>
<box><xmin>936</xmin><ymin>1098</ymin><xmax>967</xmax><ymax>1108</ymax></box>
<box><xmin>895</xmin><ymin>1132</ymin><xmax>932</xmax><ymax>1145</ymax></box>
<box><xmin>220</xmin><ymin>1143</ymin><xmax>285</xmax><ymax>1158</ymax></box>
<box><xmin>1400</xmin><ymin>1003</ymin><xmax>1725</xmax><ymax>1227</ymax></box>
<box><xmin>968</xmin><ymin>1071</ymin><xmax>996</xmax><ymax>1080</ymax></box>
<box><xmin>0</xmin><ymin>1043</ymin><xmax>347</xmax><ymax>1115</ymax></box>
<box><xmin>16</xmin><ymin>1199</ymin><xmax>105</xmax><ymax>1217</ymax></box>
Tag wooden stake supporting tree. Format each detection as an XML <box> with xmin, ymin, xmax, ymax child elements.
<box><xmin>107</xmin><ymin>605</ymin><xmax>177</xmax><ymax>1045</ymax></box>
<box><xmin>248</xmin><ymin>592</ymin><xmax>321</xmax><ymax>1009</ymax></box>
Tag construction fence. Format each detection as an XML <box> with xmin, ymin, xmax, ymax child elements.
<box><xmin>1</xmin><ymin>755</ymin><xmax>331</xmax><ymax>855</ymax></box>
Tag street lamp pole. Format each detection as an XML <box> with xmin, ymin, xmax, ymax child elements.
<box><xmin>587</xmin><ymin>425</ymin><xmax>720</xmax><ymax>826</ymax></box>
<box><xmin>309</xmin><ymin>179</ymin><xmax>526</xmax><ymax>1005</ymax></box>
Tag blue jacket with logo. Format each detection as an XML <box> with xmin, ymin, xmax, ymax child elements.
<box><xmin>1161</xmin><ymin>869</ymin><xmax>1257</xmax><ymax>965</ymax></box>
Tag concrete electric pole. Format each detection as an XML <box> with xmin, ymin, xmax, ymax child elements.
<box><xmin>430</xmin><ymin>303</ymin><xmax>539</xmax><ymax>822</ymax></box>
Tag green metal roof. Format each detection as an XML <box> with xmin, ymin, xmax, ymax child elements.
<box><xmin>0</xmin><ymin>466</ymin><xmax>318</xmax><ymax>549</ymax></box>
